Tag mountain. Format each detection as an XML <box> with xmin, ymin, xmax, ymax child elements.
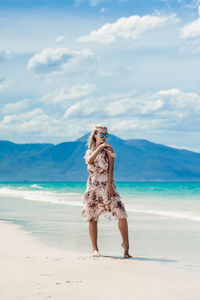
<box><xmin>0</xmin><ymin>134</ymin><xmax>200</xmax><ymax>181</ymax></box>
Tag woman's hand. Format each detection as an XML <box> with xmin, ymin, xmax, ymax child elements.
<box><xmin>105</xmin><ymin>143</ymin><xmax>114</xmax><ymax>152</ymax></box>
<box><xmin>98</xmin><ymin>142</ymin><xmax>112</xmax><ymax>152</ymax></box>
<box><xmin>107</xmin><ymin>183</ymin><xmax>116</xmax><ymax>198</ymax></box>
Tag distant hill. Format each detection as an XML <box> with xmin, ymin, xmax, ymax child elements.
<box><xmin>1</xmin><ymin>134</ymin><xmax>200</xmax><ymax>181</ymax></box>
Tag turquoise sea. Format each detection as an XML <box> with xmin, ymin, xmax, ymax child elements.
<box><xmin>0</xmin><ymin>181</ymin><xmax>200</xmax><ymax>274</ymax></box>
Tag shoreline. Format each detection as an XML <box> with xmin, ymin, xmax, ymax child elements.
<box><xmin>1</xmin><ymin>219</ymin><xmax>200</xmax><ymax>300</ymax></box>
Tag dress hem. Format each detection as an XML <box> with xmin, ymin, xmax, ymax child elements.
<box><xmin>82</xmin><ymin>209</ymin><xmax>128</xmax><ymax>223</ymax></box>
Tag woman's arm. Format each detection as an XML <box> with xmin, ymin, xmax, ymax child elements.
<box><xmin>87</xmin><ymin>142</ymin><xmax>112</xmax><ymax>164</ymax></box>
<box><xmin>107</xmin><ymin>154</ymin><xmax>114</xmax><ymax>185</ymax></box>
<box><xmin>105</xmin><ymin>145</ymin><xmax>116</xmax><ymax>183</ymax></box>
<box><xmin>105</xmin><ymin>148</ymin><xmax>116</xmax><ymax>197</ymax></box>
<box><xmin>87</xmin><ymin>147</ymin><xmax>101</xmax><ymax>164</ymax></box>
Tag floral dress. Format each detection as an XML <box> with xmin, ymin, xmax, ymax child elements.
<box><xmin>81</xmin><ymin>148</ymin><xmax>128</xmax><ymax>222</ymax></box>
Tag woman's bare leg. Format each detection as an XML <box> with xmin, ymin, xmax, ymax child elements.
<box><xmin>89</xmin><ymin>219</ymin><xmax>99</xmax><ymax>251</ymax></box>
<box><xmin>118</xmin><ymin>217</ymin><xmax>132</xmax><ymax>258</ymax></box>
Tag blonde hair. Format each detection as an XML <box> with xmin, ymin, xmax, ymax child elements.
<box><xmin>87</xmin><ymin>124</ymin><xmax>108</xmax><ymax>150</ymax></box>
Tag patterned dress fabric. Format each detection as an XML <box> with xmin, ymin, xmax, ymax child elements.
<box><xmin>81</xmin><ymin>148</ymin><xmax>128</xmax><ymax>222</ymax></box>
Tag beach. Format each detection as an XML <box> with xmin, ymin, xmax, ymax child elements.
<box><xmin>1</xmin><ymin>219</ymin><xmax>200</xmax><ymax>300</ymax></box>
<box><xmin>0</xmin><ymin>182</ymin><xmax>200</xmax><ymax>299</ymax></box>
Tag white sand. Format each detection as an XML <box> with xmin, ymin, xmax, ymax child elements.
<box><xmin>0</xmin><ymin>220</ymin><xmax>199</xmax><ymax>300</ymax></box>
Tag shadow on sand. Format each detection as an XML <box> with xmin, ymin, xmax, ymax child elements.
<box><xmin>99</xmin><ymin>255</ymin><xmax>177</xmax><ymax>263</ymax></box>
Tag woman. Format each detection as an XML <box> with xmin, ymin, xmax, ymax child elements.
<box><xmin>82</xmin><ymin>124</ymin><xmax>132</xmax><ymax>259</ymax></box>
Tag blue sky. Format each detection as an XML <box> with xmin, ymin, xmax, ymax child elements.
<box><xmin>1</xmin><ymin>0</ymin><xmax>200</xmax><ymax>151</ymax></box>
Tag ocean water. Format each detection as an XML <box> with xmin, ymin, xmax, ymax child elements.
<box><xmin>0</xmin><ymin>181</ymin><xmax>200</xmax><ymax>274</ymax></box>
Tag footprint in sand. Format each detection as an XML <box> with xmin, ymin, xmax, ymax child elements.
<box><xmin>56</xmin><ymin>280</ymin><xmax>83</xmax><ymax>285</ymax></box>
<box><xmin>66</xmin><ymin>280</ymin><xmax>83</xmax><ymax>283</ymax></box>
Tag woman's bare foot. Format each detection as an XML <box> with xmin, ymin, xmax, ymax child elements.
<box><xmin>92</xmin><ymin>250</ymin><xmax>101</xmax><ymax>257</ymax></box>
<box><xmin>121</xmin><ymin>242</ymin><xmax>132</xmax><ymax>258</ymax></box>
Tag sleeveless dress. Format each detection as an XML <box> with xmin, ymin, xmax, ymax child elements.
<box><xmin>81</xmin><ymin>148</ymin><xmax>128</xmax><ymax>222</ymax></box>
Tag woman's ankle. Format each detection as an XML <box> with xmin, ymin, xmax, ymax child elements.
<box><xmin>93</xmin><ymin>248</ymin><xmax>99</xmax><ymax>251</ymax></box>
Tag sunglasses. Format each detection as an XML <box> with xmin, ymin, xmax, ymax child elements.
<box><xmin>99</xmin><ymin>132</ymin><xmax>109</xmax><ymax>138</ymax></box>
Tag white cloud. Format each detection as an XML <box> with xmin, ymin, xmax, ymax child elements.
<box><xmin>2</xmin><ymin>108</ymin><xmax>43</xmax><ymax>123</ymax></box>
<box><xmin>105</xmin><ymin>97</ymin><xmax>164</xmax><ymax>116</ymax></box>
<box><xmin>63</xmin><ymin>98</ymin><xmax>98</xmax><ymax>118</ymax></box>
<box><xmin>56</xmin><ymin>35</ymin><xmax>65</xmax><ymax>43</ymax></box>
<box><xmin>0</xmin><ymin>78</ymin><xmax>9</xmax><ymax>92</ymax></box>
<box><xmin>155</xmin><ymin>88</ymin><xmax>200</xmax><ymax>112</ymax></box>
<box><xmin>180</xmin><ymin>17</ymin><xmax>200</xmax><ymax>38</ymax></box>
<box><xmin>27</xmin><ymin>47</ymin><xmax>95</xmax><ymax>74</ymax></box>
<box><xmin>2</xmin><ymin>98</ymin><xmax>31</xmax><ymax>114</ymax></box>
<box><xmin>177</xmin><ymin>0</ymin><xmax>200</xmax><ymax>10</ymax></box>
<box><xmin>110</xmin><ymin>118</ymin><xmax>164</xmax><ymax>132</ymax></box>
<box><xmin>0</xmin><ymin>47</ymin><xmax>12</xmax><ymax>62</ymax></box>
<box><xmin>90</xmin><ymin>0</ymin><xmax>100</xmax><ymax>6</ymax></box>
<box><xmin>99</xmin><ymin>7</ymin><xmax>106</xmax><ymax>13</ymax></box>
<box><xmin>1</xmin><ymin>88</ymin><xmax>200</xmax><ymax>144</ymax></box>
<box><xmin>180</xmin><ymin>3</ymin><xmax>200</xmax><ymax>39</ymax></box>
<box><xmin>0</xmin><ymin>108</ymin><xmax>59</xmax><ymax>135</ymax></box>
<box><xmin>77</xmin><ymin>13</ymin><xmax>179</xmax><ymax>44</ymax></box>
<box><xmin>37</xmin><ymin>84</ymin><xmax>95</xmax><ymax>105</ymax></box>
<box><xmin>27</xmin><ymin>48</ymin><xmax>72</xmax><ymax>73</ymax></box>
<box><xmin>59</xmin><ymin>88</ymin><xmax>200</xmax><ymax>135</ymax></box>
<box><xmin>75</xmin><ymin>0</ymin><xmax>106</xmax><ymax>6</ymax></box>
<box><xmin>62</xmin><ymin>91</ymin><xmax>163</xmax><ymax>119</ymax></box>
<box><xmin>0</xmin><ymin>107</ymin><xmax>91</xmax><ymax>140</ymax></box>
<box><xmin>75</xmin><ymin>0</ymin><xmax>130</xmax><ymax>6</ymax></box>
<box><xmin>98</xmin><ymin>69</ymin><xmax>119</xmax><ymax>77</ymax></box>
<box><xmin>167</xmin><ymin>144</ymin><xmax>200</xmax><ymax>153</ymax></box>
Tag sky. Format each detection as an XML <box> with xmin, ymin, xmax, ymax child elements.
<box><xmin>1</xmin><ymin>0</ymin><xmax>200</xmax><ymax>151</ymax></box>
